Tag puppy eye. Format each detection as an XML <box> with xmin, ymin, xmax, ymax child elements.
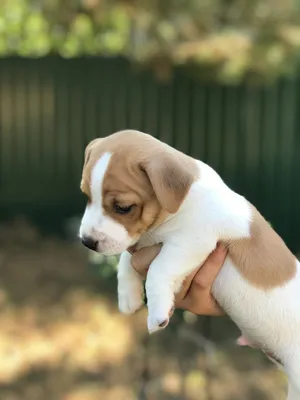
<box><xmin>113</xmin><ymin>203</ymin><xmax>135</xmax><ymax>215</ymax></box>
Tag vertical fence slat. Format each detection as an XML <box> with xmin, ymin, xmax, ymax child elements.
<box><xmin>259</xmin><ymin>85</ymin><xmax>279</xmax><ymax>223</ymax></box>
<box><xmin>222</xmin><ymin>87</ymin><xmax>239</xmax><ymax>188</ymax></box>
<box><xmin>207</xmin><ymin>85</ymin><xmax>222</xmax><ymax>172</ymax></box>
<box><xmin>144</xmin><ymin>73</ymin><xmax>159</xmax><ymax>137</ymax></box>
<box><xmin>189</xmin><ymin>83</ymin><xmax>206</xmax><ymax>160</ymax></box>
<box><xmin>158</xmin><ymin>81</ymin><xmax>174</xmax><ymax>145</ymax></box>
<box><xmin>0</xmin><ymin>61</ymin><xmax>13</xmax><ymax>192</ymax></box>
<box><xmin>276</xmin><ymin>79</ymin><xmax>297</xmax><ymax>243</ymax></box>
<box><xmin>173</xmin><ymin>74</ymin><xmax>190</xmax><ymax>154</ymax></box>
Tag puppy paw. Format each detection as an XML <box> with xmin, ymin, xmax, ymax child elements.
<box><xmin>118</xmin><ymin>282</ymin><xmax>144</xmax><ymax>315</ymax></box>
<box><xmin>173</xmin><ymin>279</ymin><xmax>183</xmax><ymax>294</ymax></box>
<box><xmin>147</xmin><ymin>312</ymin><xmax>170</xmax><ymax>334</ymax></box>
<box><xmin>169</xmin><ymin>306</ymin><xmax>175</xmax><ymax>317</ymax></box>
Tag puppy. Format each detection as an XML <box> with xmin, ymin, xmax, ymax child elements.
<box><xmin>79</xmin><ymin>130</ymin><xmax>300</xmax><ymax>399</ymax></box>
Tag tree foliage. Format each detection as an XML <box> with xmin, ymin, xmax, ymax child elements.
<box><xmin>1</xmin><ymin>0</ymin><xmax>300</xmax><ymax>83</ymax></box>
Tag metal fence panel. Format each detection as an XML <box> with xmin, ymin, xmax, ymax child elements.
<box><xmin>0</xmin><ymin>57</ymin><xmax>299</xmax><ymax>250</ymax></box>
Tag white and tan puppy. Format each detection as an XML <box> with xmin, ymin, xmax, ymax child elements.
<box><xmin>79</xmin><ymin>130</ymin><xmax>300</xmax><ymax>399</ymax></box>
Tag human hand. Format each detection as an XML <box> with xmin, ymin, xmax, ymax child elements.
<box><xmin>130</xmin><ymin>242</ymin><xmax>228</xmax><ymax>317</ymax></box>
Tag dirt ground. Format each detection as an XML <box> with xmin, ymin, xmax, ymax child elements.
<box><xmin>0</xmin><ymin>219</ymin><xmax>288</xmax><ymax>400</ymax></box>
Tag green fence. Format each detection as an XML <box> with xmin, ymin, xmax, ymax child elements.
<box><xmin>0</xmin><ymin>57</ymin><xmax>299</xmax><ymax>250</ymax></box>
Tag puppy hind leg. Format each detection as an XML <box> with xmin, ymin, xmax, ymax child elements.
<box><xmin>287</xmin><ymin>382</ymin><xmax>300</xmax><ymax>400</ymax></box>
<box><xmin>286</xmin><ymin>360</ymin><xmax>300</xmax><ymax>400</ymax></box>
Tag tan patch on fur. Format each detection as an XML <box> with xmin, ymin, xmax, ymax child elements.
<box><xmin>228</xmin><ymin>204</ymin><xmax>297</xmax><ymax>290</ymax></box>
<box><xmin>80</xmin><ymin>130</ymin><xmax>199</xmax><ymax>240</ymax></box>
<box><xmin>80</xmin><ymin>138</ymin><xmax>103</xmax><ymax>202</ymax></box>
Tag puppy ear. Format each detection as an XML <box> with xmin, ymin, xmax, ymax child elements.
<box><xmin>83</xmin><ymin>138</ymin><xmax>102</xmax><ymax>166</ymax></box>
<box><xmin>80</xmin><ymin>138</ymin><xmax>102</xmax><ymax>190</ymax></box>
<box><xmin>142</xmin><ymin>152</ymin><xmax>197</xmax><ymax>214</ymax></box>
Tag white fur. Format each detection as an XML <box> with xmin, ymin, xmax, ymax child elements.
<box><xmin>79</xmin><ymin>153</ymin><xmax>135</xmax><ymax>255</ymax></box>
<box><xmin>116</xmin><ymin>160</ymin><xmax>300</xmax><ymax>399</ymax></box>
<box><xmin>117</xmin><ymin>251</ymin><xmax>145</xmax><ymax>314</ymax></box>
<box><xmin>80</xmin><ymin>152</ymin><xmax>300</xmax><ymax>399</ymax></box>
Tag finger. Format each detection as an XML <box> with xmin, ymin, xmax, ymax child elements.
<box><xmin>237</xmin><ymin>336</ymin><xmax>250</xmax><ymax>346</ymax></box>
<box><xmin>175</xmin><ymin>243</ymin><xmax>227</xmax><ymax>303</ymax></box>
<box><xmin>174</xmin><ymin>266</ymin><xmax>201</xmax><ymax>302</ymax></box>
<box><xmin>131</xmin><ymin>244</ymin><xmax>162</xmax><ymax>276</ymax></box>
<box><xmin>177</xmin><ymin>293</ymin><xmax>224</xmax><ymax>316</ymax></box>
<box><xmin>237</xmin><ymin>336</ymin><xmax>258</xmax><ymax>348</ymax></box>
<box><xmin>193</xmin><ymin>243</ymin><xmax>228</xmax><ymax>289</ymax></box>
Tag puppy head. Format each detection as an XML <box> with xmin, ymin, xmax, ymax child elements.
<box><xmin>79</xmin><ymin>130</ymin><xmax>198</xmax><ymax>255</ymax></box>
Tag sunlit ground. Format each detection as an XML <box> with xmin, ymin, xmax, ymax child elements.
<box><xmin>0</xmin><ymin>219</ymin><xmax>287</xmax><ymax>400</ymax></box>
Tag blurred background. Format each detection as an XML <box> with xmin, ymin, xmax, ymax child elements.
<box><xmin>0</xmin><ymin>0</ymin><xmax>300</xmax><ymax>399</ymax></box>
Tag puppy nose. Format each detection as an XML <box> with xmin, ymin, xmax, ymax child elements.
<box><xmin>81</xmin><ymin>237</ymin><xmax>98</xmax><ymax>251</ymax></box>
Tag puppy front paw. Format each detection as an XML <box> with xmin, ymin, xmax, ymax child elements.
<box><xmin>118</xmin><ymin>280</ymin><xmax>144</xmax><ymax>315</ymax></box>
<box><xmin>146</xmin><ymin>282</ymin><xmax>174</xmax><ymax>334</ymax></box>
<box><xmin>147</xmin><ymin>312</ymin><xmax>170</xmax><ymax>334</ymax></box>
